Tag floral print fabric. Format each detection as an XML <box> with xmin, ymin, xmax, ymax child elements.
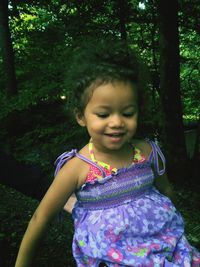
<box><xmin>73</xmin><ymin>186</ymin><xmax>200</xmax><ymax>266</ymax></box>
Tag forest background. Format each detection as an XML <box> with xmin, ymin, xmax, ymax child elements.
<box><xmin>0</xmin><ymin>0</ymin><xmax>200</xmax><ymax>266</ymax></box>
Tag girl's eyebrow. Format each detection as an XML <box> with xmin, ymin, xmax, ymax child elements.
<box><xmin>94</xmin><ymin>104</ymin><xmax>137</xmax><ymax>110</ymax></box>
<box><xmin>121</xmin><ymin>104</ymin><xmax>138</xmax><ymax>109</ymax></box>
<box><xmin>93</xmin><ymin>105</ymin><xmax>111</xmax><ymax>109</ymax></box>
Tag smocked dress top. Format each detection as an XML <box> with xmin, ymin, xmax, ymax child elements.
<box><xmin>75</xmin><ymin>140</ymin><xmax>161</xmax><ymax>210</ymax></box>
<box><xmin>55</xmin><ymin>140</ymin><xmax>165</xmax><ymax>210</ymax></box>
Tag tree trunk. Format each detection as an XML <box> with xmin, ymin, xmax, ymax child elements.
<box><xmin>191</xmin><ymin>118</ymin><xmax>200</xmax><ymax>190</ymax></box>
<box><xmin>157</xmin><ymin>0</ymin><xmax>187</xmax><ymax>183</ymax></box>
<box><xmin>0</xmin><ymin>0</ymin><xmax>17</xmax><ymax>94</ymax></box>
<box><xmin>116</xmin><ymin>0</ymin><xmax>128</xmax><ymax>41</ymax></box>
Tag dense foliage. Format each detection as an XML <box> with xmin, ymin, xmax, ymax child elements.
<box><xmin>0</xmin><ymin>1</ymin><xmax>199</xmax><ymax>181</ymax></box>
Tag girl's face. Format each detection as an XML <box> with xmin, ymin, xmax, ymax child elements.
<box><xmin>76</xmin><ymin>81</ymin><xmax>138</xmax><ymax>152</ymax></box>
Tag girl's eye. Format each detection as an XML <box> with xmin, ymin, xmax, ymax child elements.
<box><xmin>96</xmin><ymin>113</ymin><xmax>109</xmax><ymax>118</ymax></box>
<box><xmin>123</xmin><ymin>112</ymin><xmax>134</xmax><ymax>117</ymax></box>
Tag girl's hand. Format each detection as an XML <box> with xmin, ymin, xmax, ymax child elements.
<box><xmin>63</xmin><ymin>193</ymin><xmax>77</xmax><ymax>214</ymax></box>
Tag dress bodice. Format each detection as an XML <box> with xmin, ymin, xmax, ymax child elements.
<box><xmin>54</xmin><ymin>140</ymin><xmax>165</xmax><ymax>210</ymax></box>
<box><xmin>76</xmin><ymin>161</ymin><xmax>154</xmax><ymax>210</ymax></box>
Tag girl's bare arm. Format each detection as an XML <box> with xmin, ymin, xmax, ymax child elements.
<box><xmin>154</xmin><ymin>173</ymin><xmax>177</xmax><ymax>205</ymax></box>
<box><xmin>154</xmin><ymin>173</ymin><xmax>173</xmax><ymax>197</ymax></box>
<box><xmin>15</xmin><ymin>158</ymin><xmax>80</xmax><ymax>267</ymax></box>
<box><xmin>140</xmin><ymin>140</ymin><xmax>176</xmax><ymax>205</ymax></box>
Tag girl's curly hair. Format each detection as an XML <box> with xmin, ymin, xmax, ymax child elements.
<box><xmin>63</xmin><ymin>36</ymin><xmax>150</xmax><ymax>123</ymax></box>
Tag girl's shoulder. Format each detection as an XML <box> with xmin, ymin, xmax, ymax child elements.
<box><xmin>132</xmin><ymin>138</ymin><xmax>152</xmax><ymax>159</ymax></box>
<box><xmin>55</xmin><ymin>145</ymin><xmax>90</xmax><ymax>188</ymax></box>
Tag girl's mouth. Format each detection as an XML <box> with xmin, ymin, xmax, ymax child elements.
<box><xmin>105</xmin><ymin>133</ymin><xmax>125</xmax><ymax>142</ymax></box>
<box><xmin>105</xmin><ymin>132</ymin><xmax>125</xmax><ymax>137</ymax></box>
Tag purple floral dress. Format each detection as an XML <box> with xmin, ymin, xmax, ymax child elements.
<box><xmin>55</xmin><ymin>141</ymin><xmax>200</xmax><ymax>267</ymax></box>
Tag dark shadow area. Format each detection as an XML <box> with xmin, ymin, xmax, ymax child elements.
<box><xmin>0</xmin><ymin>150</ymin><xmax>50</xmax><ymax>200</ymax></box>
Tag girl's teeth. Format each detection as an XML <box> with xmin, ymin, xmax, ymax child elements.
<box><xmin>110</xmin><ymin>133</ymin><xmax>123</xmax><ymax>136</ymax></box>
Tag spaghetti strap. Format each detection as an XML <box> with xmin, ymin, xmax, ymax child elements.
<box><xmin>54</xmin><ymin>149</ymin><xmax>106</xmax><ymax>177</ymax></box>
<box><xmin>148</xmin><ymin>140</ymin><xmax>166</xmax><ymax>176</ymax></box>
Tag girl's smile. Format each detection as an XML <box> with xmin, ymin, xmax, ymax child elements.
<box><xmin>76</xmin><ymin>81</ymin><xmax>138</xmax><ymax>153</ymax></box>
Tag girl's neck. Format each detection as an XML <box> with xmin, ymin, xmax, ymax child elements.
<box><xmin>90</xmin><ymin>140</ymin><xmax>134</xmax><ymax>169</ymax></box>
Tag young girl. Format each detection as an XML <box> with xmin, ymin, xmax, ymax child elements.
<box><xmin>15</xmin><ymin>38</ymin><xmax>200</xmax><ymax>267</ymax></box>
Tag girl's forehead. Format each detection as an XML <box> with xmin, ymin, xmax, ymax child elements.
<box><xmin>79</xmin><ymin>79</ymin><xmax>138</xmax><ymax>112</ymax></box>
<box><xmin>87</xmin><ymin>81</ymin><xmax>137</xmax><ymax>105</ymax></box>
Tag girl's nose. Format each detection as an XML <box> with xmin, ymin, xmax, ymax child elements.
<box><xmin>108</xmin><ymin>115</ymin><xmax>124</xmax><ymax>128</ymax></box>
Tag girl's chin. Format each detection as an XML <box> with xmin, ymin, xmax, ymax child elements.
<box><xmin>103</xmin><ymin>141</ymin><xmax>130</xmax><ymax>151</ymax></box>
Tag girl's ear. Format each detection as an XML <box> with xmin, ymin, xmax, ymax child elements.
<box><xmin>75</xmin><ymin>109</ymin><xmax>86</xmax><ymax>127</ymax></box>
